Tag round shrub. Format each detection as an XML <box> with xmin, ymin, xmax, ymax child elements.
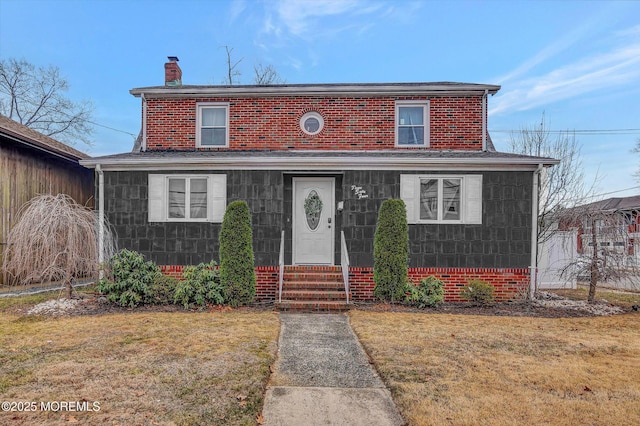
<box><xmin>174</xmin><ymin>261</ymin><xmax>224</xmax><ymax>309</ymax></box>
<box><xmin>97</xmin><ymin>249</ymin><xmax>162</xmax><ymax>307</ymax></box>
<box><xmin>374</xmin><ymin>199</ymin><xmax>409</xmax><ymax>302</ymax></box>
<box><xmin>405</xmin><ymin>276</ymin><xmax>445</xmax><ymax>308</ymax></box>
<box><xmin>460</xmin><ymin>279</ymin><xmax>495</xmax><ymax>305</ymax></box>
<box><xmin>219</xmin><ymin>201</ymin><xmax>256</xmax><ymax>307</ymax></box>
<box><xmin>149</xmin><ymin>275</ymin><xmax>179</xmax><ymax>305</ymax></box>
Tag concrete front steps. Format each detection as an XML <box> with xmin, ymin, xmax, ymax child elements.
<box><xmin>275</xmin><ymin>266</ymin><xmax>351</xmax><ymax>312</ymax></box>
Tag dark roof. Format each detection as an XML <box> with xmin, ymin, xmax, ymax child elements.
<box><xmin>578</xmin><ymin>196</ymin><xmax>640</xmax><ymax>212</ymax></box>
<box><xmin>0</xmin><ymin>114</ymin><xmax>89</xmax><ymax>161</ymax></box>
<box><xmin>130</xmin><ymin>82</ymin><xmax>501</xmax><ymax>97</ymax></box>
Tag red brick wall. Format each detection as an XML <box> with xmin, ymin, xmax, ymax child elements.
<box><xmin>145</xmin><ymin>95</ymin><xmax>483</xmax><ymax>151</ymax></box>
<box><xmin>159</xmin><ymin>265</ymin><xmax>529</xmax><ymax>303</ymax></box>
<box><xmin>350</xmin><ymin>267</ymin><xmax>530</xmax><ymax>302</ymax></box>
<box><xmin>159</xmin><ymin>265</ymin><xmax>278</xmax><ymax>303</ymax></box>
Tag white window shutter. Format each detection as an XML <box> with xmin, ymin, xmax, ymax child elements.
<box><xmin>464</xmin><ymin>175</ymin><xmax>483</xmax><ymax>224</ymax></box>
<box><xmin>148</xmin><ymin>174</ymin><xmax>166</xmax><ymax>222</ymax></box>
<box><xmin>400</xmin><ymin>174</ymin><xmax>418</xmax><ymax>224</ymax></box>
<box><xmin>209</xmin><ymin>174</ymin><xmax>227</xmax><ymax>222</ymax></box>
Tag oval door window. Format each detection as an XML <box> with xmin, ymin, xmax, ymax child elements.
<box><xmin>304</xmin><ymin>190</ymin><xmax>323</xmax><ymax>231</ymax></box>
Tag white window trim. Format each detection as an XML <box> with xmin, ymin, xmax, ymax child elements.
<box><xmin>148</xmin><ymin>174</ymin><xmax>226</xmax><ymax>223</ymax></box>
<box><xmin>196</xmin><ymin>102</ymin><xmax>230</xmax><ymax>148</ymax></box>
<box><xmin>401</xmin><ymin>174</ymin><xmax>482</xmax><ymax>225</ymax></box>
<box><xmin>395</xmin><ymin>100</ymin><xmax>429</xmax><ymax>148</ymax></box>
<box><xmin>300</xmin><ymin>111</ymin><xmax>324</xmax><ymax>135</ymax></box>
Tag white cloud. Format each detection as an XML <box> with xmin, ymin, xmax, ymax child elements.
<box><xmin>259</xmin><ymin>0</ymin><xmax>382</xmax><ymax>40</ymax></box>
<box><xmin>228</xmin><ymin>0</ymin><xmax>247</xmax><ymax>24</ymax></box>
<box><xmin>490</xmin><ymin>26</ymin><xmax>640</xmax><ymax>116</ymax></box>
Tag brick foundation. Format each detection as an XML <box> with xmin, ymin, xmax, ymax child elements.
<box><xmin>350</xmin><ymin>267</ymin><xmax>530</xmax><ymax>302</ymax></box>
<box><xmin>160</xmin><ymin>265</ymin><xmax>530</xmax><ymax>304</ymax></box>
<box><xmin>159</xmin><ymin>265</ymin><xmax>279</xmax><ymax>303</ymax></box>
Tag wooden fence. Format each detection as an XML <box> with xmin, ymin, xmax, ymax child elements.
<box><xmin>0</xmin><ymin>142</ymin><xmax>93</xmax><ymax>285</ymax></box>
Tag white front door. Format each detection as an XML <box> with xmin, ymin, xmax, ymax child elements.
<box><xmin>293</xmin><ymin>177</ymin><xmax>335</xmax><ymax>265</ymax></box>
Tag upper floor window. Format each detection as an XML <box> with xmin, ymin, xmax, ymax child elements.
<box><xmin>197</xmin><ymin>103</ymin><xmax>229</xmax><ymax>148</ymax></box>
<box><xmin>396</xmin><ymin>101</ymin><xmax>429</xmax><ymax>147</ymax></box>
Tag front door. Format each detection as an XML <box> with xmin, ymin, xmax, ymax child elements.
<box><xmin>293</xmin><ymin>177</ymin><xmax>335</xmax><ymax>265</ymax></box>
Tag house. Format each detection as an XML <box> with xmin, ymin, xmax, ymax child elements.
<box><xmin>80</xmin><ymin>57</ymin><xmax>558</xmax><ymax>306</ymax></box>
<box><xmin>0</xmin><ymin>114</ymin><xmax>93</xmax><ymax>285</ymax></box>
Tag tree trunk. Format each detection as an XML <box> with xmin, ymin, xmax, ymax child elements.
<box><xmin>65</xmin><ymin>277</ymin><xmax>73</xmax><ymax>299</ymax></box>
<box><xmin>588</xmin><ymin>218</ymin><xmax>598</xmax><ymax>303</ymax></box>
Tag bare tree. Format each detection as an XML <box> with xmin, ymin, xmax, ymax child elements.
<box><xmin>0</xmin><ymin>58</ymin><xmax>94</xmax><ymax>146</ymax></box>
<box><xmin>2</xmin><ymin>194</ymin><xmax>116</xmax><ymax>298</ymax></box>
<box><xmin>559</xmin><ymin>203</ymin><xmax>637</xmax><ymax>302</ymax></box>
<box><xmin>632</xmin><ymin>137</ymin><xmax>640</xmax><ymax>181</ymax></box>
<box><xmin>253</xmin><ymin>63</ymin><xmax>286</xmax><ymax>85</ymax></box>
<box><xmin>509</xmin><ymin>113</ymin><xmax>597</xmax><ymax>252</ymax></box>
<box><xmin>221</xmin><ymin>46</ymin><xmax>243</xmax><ymax>85</ymax></box>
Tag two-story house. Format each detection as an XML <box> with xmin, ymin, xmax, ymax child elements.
<box><xmin>81</xmin><ymin>57</ymin><xmax>557</xmax><ymax>307</ymax></box>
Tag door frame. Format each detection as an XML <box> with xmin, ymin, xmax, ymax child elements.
<box><xmin>292</xmin><ymin>177</ymin><xmax>335</xmax><ymax>265</ymax></box>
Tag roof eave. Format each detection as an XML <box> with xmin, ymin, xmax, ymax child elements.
<box><xmin>130</xmin><ymin>83</ymin><xmax>501</xmax><ymax>98</ymax></box>
<box><xmin>1</xmin><ymin>129</ymin><xmax>89</xmax><ymax>162</ymax></box>
<box><xmin>80</xmin><ymin>155</ymin><xmax>558</xmax><ymax>171</ymax></box>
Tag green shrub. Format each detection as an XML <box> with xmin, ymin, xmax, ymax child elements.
<box><xmin>460</xmin><ymin>279</ymin><xmax>495</xmax><ymax>305</ymax></box>
<box><xmin>219</xmin><ymin>201</ymin><xmax>256</xmax><ymax>307</ymax></box>
<box><xmin>373</xmin><ymin>199</ymin><xmax>409</xmax><ymax>302</ymax></box>
<box><xmin>149</xmin><ymin>275</ymin><xmax>179</xmax><ymax>305</ymax></box>
<box><xmin>405</xmin><ymin>276</ymin><xmax>445</xmax><ymax>308</ymax></box>
<box><xmin>174</xmin><ymin>261</ymin><xmax>224</xmax><ymax>309</ymax></box>
<box><xmin>97</xmin><ymin>249</ymin><xmax>162</xmax><ymax>307</ymax></box>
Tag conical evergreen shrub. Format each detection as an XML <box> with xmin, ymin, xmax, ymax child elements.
<box><xmin>373</xmin><ymin>199</ymin><xmax>409</xmax><ymax>302</ymax></box>
<box><xmin>219</xmin><ymin>200</ymin><xmax>256</xmax><ymax>307</ymax></box>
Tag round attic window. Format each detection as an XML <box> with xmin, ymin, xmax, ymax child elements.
<box><xmin>300</xmin><ymin>111</ymin><xmax>324</xmax><ymax>135</ymax></box>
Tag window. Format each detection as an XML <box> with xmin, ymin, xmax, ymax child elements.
<box><xmin>197</xmin><ymin>103</ymin><xmax>229</xmax><ymax>147</ymax></box>
<box><xmin>300</xmin><ymin>111</ymin><xmax>324</xmax><ymax>135</ymax></box>
<box><xmin>419</xmin><ymin>178</ymin><xmax>461</xmax><ymax>221</ymax></box>
<box><xmin>401</xmin><ymin>174</ymin><xmax>482</xmax><ymax>224</ymax></box>
<box><xmin>396</xmin><ymin>101</ymin><xmax>429</xmax><ymax>147</ymax></box>
<box><xmin>148</xmin><ymin>174</ymin><xmax>227</xmax><ymax>223</ymax></box>
<box><xmin>168</xmin><ymin>177</ymin><xmax>208</xmax><ymax>220</ymax></box>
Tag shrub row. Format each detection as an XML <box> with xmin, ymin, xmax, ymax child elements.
<box><xmin>97</xmin><ymin>250</ymin><xmax>227</xmax><ymax>309</ymax></box>
<box><xmin>373</xmin><ymin>198</ymin><xmax>495</xmax><ymax>307</ymax></box>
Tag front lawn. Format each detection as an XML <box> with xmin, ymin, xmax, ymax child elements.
<box><xmin>349</xmin><ymin>310</ymin><xmax>640</xmax><ymax>426</ymax></box>
<box><xmin>0</xmin><ymin>303</ymin><xmax>279</xmax><ymax>425</ymax></box>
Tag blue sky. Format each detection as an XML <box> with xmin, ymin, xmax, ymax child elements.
<box><xmin>1</xmin><ymin>0</ymin><xmax>639</xmax><ymax>199</ymax></box>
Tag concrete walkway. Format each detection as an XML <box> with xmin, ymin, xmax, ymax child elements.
<box><xmin>262</xmin><ymin>313</ymin><xmax>405</xmax><ymax>426</ymax></box>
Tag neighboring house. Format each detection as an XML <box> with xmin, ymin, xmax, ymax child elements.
<box><xmin>539</xmin><ymin>196</ymin><xmax>640</xmax><ymax>291</ymax></box>
<box><xmin>0</xmin><ymin>114</ymin><xmax>93</xmax><ymax>285</ymax></box>
<box><xmin>80</xmin><ymin>57</ymin><xmax>558</xmax><ymax>304</ymax></box>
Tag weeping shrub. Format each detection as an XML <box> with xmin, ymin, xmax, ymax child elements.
<box><xmin>219</xmin><ymin>201</ymin><xmax>256</xmax><ymax>307</ymax></box>
<box><xmin>373</xmin><ymin>199</ymin><xmax>409</xmax><ymax>302</ymax></box>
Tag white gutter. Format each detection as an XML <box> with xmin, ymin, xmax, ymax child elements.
<box><xmin>482</xmin><ymin>89</ymin><xmax>488</xmax><ymax>151</ymax></box>
<box><xmin>141</xmin><ymin>93</ymin><xmax>147</xmax><ymax>152</ymax></box>
<box><xmin>530</xmin><ymin>163</ymin><xmax>543</xmax><ymax>299</ymax></box>
<box><xmin>96</xmin><ymin>164</ymin><xmax>105</xmax><ymax>279</ymax></box>
<box><xmin>130</xmin><ymin>83</ymin><xmax>501</xmax><ymax>98</ymax></box>
<box><xmin>80</xmin><ymin>155</ymin><xmax>560</xmax><ymax>170</ymax></box>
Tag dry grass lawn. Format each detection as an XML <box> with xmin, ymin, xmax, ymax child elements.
<box><xmin>349</xmin><ymin>310</ymin><xmax>640</xmax><ymax>426</ymax></box>
<box><xmin>0</xmin><ymin>304</ymin><xmax>279</xmax><ymax>425</ymax></box>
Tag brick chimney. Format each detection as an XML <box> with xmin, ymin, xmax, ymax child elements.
<box><xmin>164</xmin><ymin>56</ymin><xmax>182</xmax><ymax>86</ymax></box>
